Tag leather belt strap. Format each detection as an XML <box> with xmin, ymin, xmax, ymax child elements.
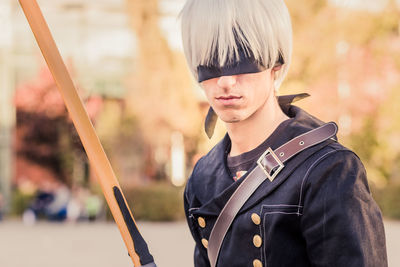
<box><xmin>207</xmin><ymin>122</ymin><xmax>338</xmax><ymax>267</ymax></box>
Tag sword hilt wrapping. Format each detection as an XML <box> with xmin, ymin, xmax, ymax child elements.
<box><xmin>113</xmin><ymin>187</ymin><xmax>156</xmax><ymax>266</ymax></box>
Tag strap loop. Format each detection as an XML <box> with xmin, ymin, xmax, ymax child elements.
<box><xmin>257</xmin><ymin>147</ymin><xmax>284</xmax><ymax>181</ymax></box>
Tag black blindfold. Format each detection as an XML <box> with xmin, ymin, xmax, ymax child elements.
<box><xmin>197</xmin><ymin>46</ymin><xmax>284</xmax><ymax>83</ymax></box>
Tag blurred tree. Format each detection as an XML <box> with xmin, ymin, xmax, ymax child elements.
<box><xmin>124</xmin><ymin>0</ymin><xmax>202</xmax><ymax>181</ymax></box>
<box><xmin>360</xmin><ymin>84</ymin><xmax>400</xmax><ymax>187</ymax></box>
<box><xmin>14</xmin><ymin>65</ymin><xmax>102</xmax><ymax>188</ymax></box>
<box><xmin>283</xmin><ymin>1</ymin><xmax>400</xmax><ymax>217</ymax></box>
<box><xmin>284</xmin><ymin>0</ymin><xmax>399</xmax><ymax>123</ymax></box>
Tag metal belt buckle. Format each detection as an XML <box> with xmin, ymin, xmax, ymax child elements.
<box><xmin>257</xmin><ymin>147</ymin><xmax>284</xmax><ymax>182</ymax></box>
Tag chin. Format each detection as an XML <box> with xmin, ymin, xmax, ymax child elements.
<box><xmin>223</xmin><ymin>118</ymin><xmax>241</xmax><ymax>123</ymax></box>
<box><xmin>215</xmin><ymin>109</ymin><xmax>248</xmax><ymax>123</ymax></box>
<box><xmin>219</xmin><ymin>114</ymin><xmax>243</xmax><ymax>123</ymax></box>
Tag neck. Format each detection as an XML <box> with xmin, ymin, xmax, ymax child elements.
<box><xmin>226</xmin><ymin>95</ymin><xmax>288</xmax><ymax>157</ymax></box>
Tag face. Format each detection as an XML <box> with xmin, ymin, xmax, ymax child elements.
<box><xmin>200</xmin><ymin>69</ymin><xmax>275</xmax><ymax>123</ymax></box>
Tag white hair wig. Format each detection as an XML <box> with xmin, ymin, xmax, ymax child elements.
<box><xmin>180</xmin><ymin>0</ymin><xmax>293</xmax><ymax>89</ymax></box>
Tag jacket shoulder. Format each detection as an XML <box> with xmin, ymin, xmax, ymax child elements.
<box><xmin>185</xmin><ymin>137</ymin><xmax>229</xmax><ymax>203</ymax></box>
<box><xmin>190</xmin><ymin>137</ymin><xmax>227</xmax><ymax>179</ymax></box>
<box><xmin>309</xmin><ymin>141</ymin><xmax>363</xmax><ymax>171</ymax></box>
<box><xmin>301</xmin><ymin>141</ymin><xmax>367</xmax><ymax>192</ymax></box>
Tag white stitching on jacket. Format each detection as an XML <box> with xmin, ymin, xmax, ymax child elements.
<box><xmin>261</xmin><ymin>208</ymin><xmax>303</xmax><ymax>265</ymax></box>
<box><xmin>297</xmin><ymin>150</ymin><xmax>339</xmax><ymax>214</ymax></box>
<box><xmin>262</xmin><ymin>204</ymin><xmax>303</xmax><ymax>208</ymax></box>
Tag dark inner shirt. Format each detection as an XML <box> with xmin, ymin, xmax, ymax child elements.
<box><xmin>227</xmin><ymin>118</ymin><xmax>293</xmax><ymax>181</ymax></box>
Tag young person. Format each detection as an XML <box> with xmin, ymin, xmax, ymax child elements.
<box><xmin>180</xmin><ymin>0</ymin><xmax>387</xmax><ymax>266</ymax></box>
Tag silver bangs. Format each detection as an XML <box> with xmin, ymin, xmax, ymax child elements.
<box><xmin>179</xmin><ymin>0</ymin><xmax>293</xmax><ymax>89</ymax></box>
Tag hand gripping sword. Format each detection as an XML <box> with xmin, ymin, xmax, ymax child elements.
<box><xmin>18</xmin><ymin>1</ymin><xmax>156</xmax><ymax>266</ymax></box>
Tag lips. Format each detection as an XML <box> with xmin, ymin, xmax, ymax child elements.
<box><xmin>215</xmin><ymin>95</ymin><xmax>242</xmax><ymax>106</ymax></box>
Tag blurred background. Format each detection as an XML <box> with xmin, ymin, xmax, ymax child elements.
<box><xmin>0</xmin><ymin>0</ymin><xmax>399</xmax><ymax>266</ymax></box>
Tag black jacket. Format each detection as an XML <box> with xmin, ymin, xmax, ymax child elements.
<box><xmin>184</xmin><ymin>105</ymin><xmax>387</xmax><ymax>267</ymax></box>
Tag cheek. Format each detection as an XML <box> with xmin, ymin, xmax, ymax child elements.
<box><xmin>203</xmin><ymin>88</ymin><xmax>214</xmax><ymax>102</ymax></box>
<box><xmin>245</xmin><ymin>83</ymin><xmax>270</xmax><ymax>108</ymax></box>
<box><xmin>200</xmin><ymin>81</ymin><xmax>217</xmax><ymax>101</ymax></box>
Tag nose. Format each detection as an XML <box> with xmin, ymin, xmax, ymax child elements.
<box><xmin>217</xmin><ymin>75</ymin><xmax>237</xmax><ymax>89</ymax></box>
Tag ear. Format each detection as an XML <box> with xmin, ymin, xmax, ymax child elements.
<box><xmin>271</xmin><ymin>64</ymin><xmax>282</xmax><ymax>81</ymax></box>
<box><xmin>272</xmin><ymin>64</ymin><xmax>282</xmax><ymax>72</ymax></box>
<box><xmin>271</xmin><ymin>63</ymin><xmax>282</xmax><ymax>80</ymax></box>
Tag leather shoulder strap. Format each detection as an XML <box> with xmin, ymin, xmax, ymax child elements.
<box><xmin>207</xmin><ymin>122</ymin><xmax>338</xmax><ymax>267</ymax></box>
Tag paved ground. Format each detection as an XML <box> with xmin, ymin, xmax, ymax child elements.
<box><xmin>0</xmin><ymin>219</ymin><xmax>398</xmax><ymax>267</ymax></box>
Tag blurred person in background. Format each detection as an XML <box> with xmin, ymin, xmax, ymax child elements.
<box><xmin>23</xmin><ymin>180</ymin><xmax>70</xmax><ymax>224</ymax></box>
<box><xmin>66</xmin><ymin>186</ymin><xmax>103</xmax><ymax>223</ymax></box>
<box><xmin>85</xmin><ymin>193</ymin><xmax>102</xmax><ymax>222</ymax></box>
<box><xmin>180</xmin><ymin>0</ymin><xmax>387</xmax><ymax>266</ymax></box>
<box><xmin>0</xmin><ymin>192</ymin><xmax>3</xmax><ymax>221</ymax></box>
<box><xmin>66</xmin><ymin>186</ymin><xmax>83</xmax><ymax>223</ymax></box>
<box><xmin>45</xmin><ymin>181</ymin><xmax>70</xmax><ymax>221</ymax></box>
